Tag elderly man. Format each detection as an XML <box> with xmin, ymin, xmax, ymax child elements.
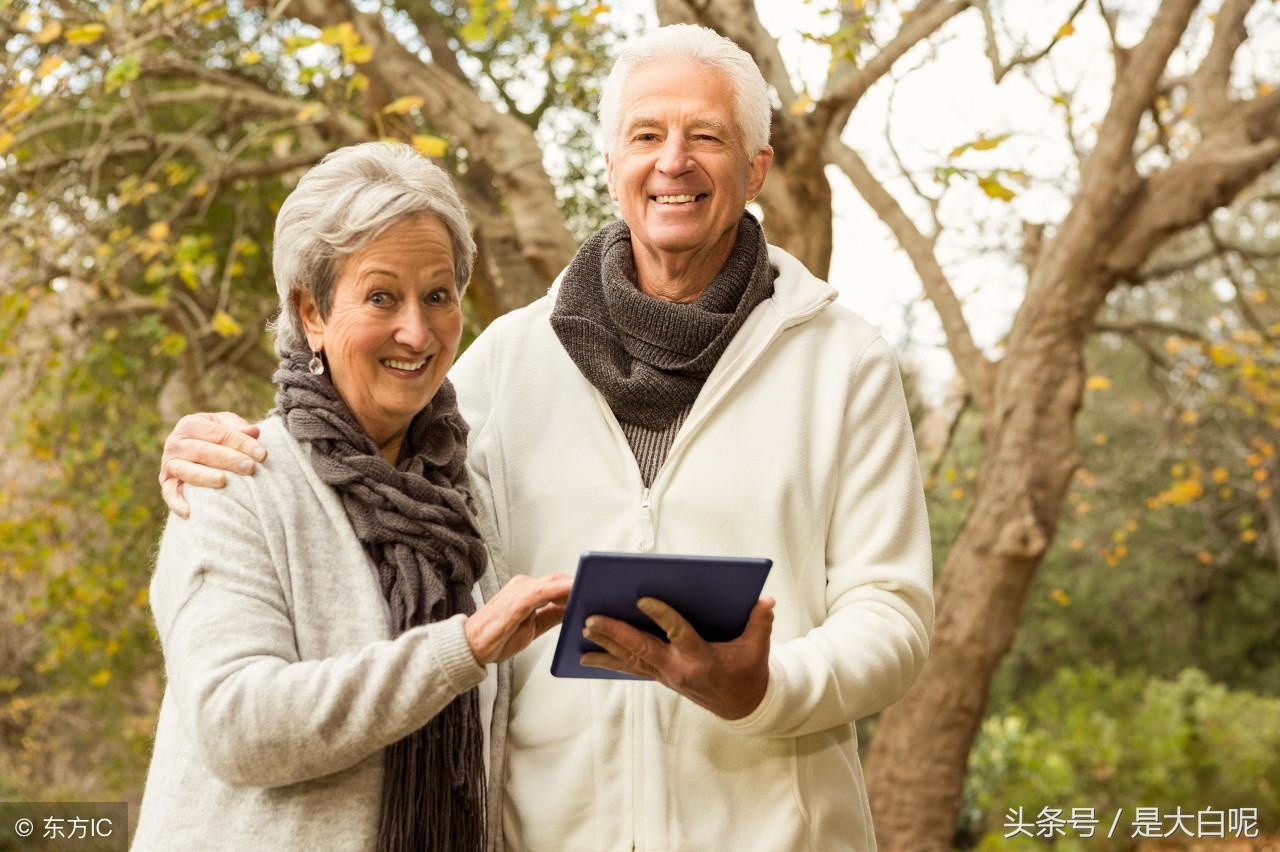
<box><xmin>160</xmin><ymin>24</ymin><xmax>932</xmax><ymax>852</ymax></box>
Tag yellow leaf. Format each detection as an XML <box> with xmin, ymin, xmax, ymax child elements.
<box><xmin>1086</xmin><ymin>375</ymin><xmax>1111</xmax><ymax>391</ymax></box>
<box><xmin>35</xmin><ymin>21</ymin><xmax>62</xmax><ymax>44</ymax></box>
<box><xmin>1180</xmin><ymin>409</ymin><xmax>1199</xmax><ymax>425</ymax></box>
<box><xmin>36</xmin><ymin>55</ymin><xmax>65</xmax><ymax>78</ymax></box>
<box><xmin>978</xmin><ymin>176</ymin><xmax>1016</xmax><ymax>202</ymax></box>
<box><xmin>89</xmin><ymin>669</ymin><xmax>112</xmax><ymax>687</ymax></box>
<box><xmin>1252</xmin><ymin>468</ymin><xmax>1269</xmax><ymax>483</ymax></box>
<box><xmin>411</xmin><ymin>134</ymin><xmax>448</xmax><ymax>158</ymax></box>
<box><xmin>788</xmin><ymin>93</ymin><xmax>814</xmax><ymax>116</ymax></box>
<box><xmin>1093</xmin><ymin>433</ymin><xmax>1108</xmax><ymax>446</ymax></box>
<box><xmin>1241</xmin><ymin>529</ymin><xmax>1258</xmax><ymax>543</ymax></box>
<box><xmin>1212</xmin><ymin>467</ymin><xmax>1230</xmax><ymax>484</ymax></box>
<box><xmin>383</xmin><ymin>95</ymin><xmax>424</xmax><ymax>115</ymax></box>
<box><xmin>1209</xmin><ymin>343</ymin><xmax>1238</xmax><ymax>367</ymax></box>
<box><xmin>1197</xmin><ymin>550</ymin><xmax>1214</xmax><ymax>566</ymax></box>
<box><xmin>65</xmin><ymin>23</ymin><xmax>106</xmax><ymax>45</ymax></box>
<box><xmin>1054</xmin><ymin>21</ymin><xmax>1075</xmax><ymax>38</ymax></box>
<box><xmin>1050</xmin><ymin>589</ymin><xmax>1071</xmax><ymax>606</ymax></box>
<box><xmin>1070</xmin><ymin>538</ymin><xmax>1084</xmax><ymax>552</ymax></box>
<box><xmin>1249</xmin><ymin>289</ymin><xmax>1268</xmax><ymax>303</ymax></box>
<box><xmin>147</xmin><ymin>221</ymin><xmax>170</xmax><ymax>241</ymax></box>
<box><xmin>320</xmin><ymin>22</ymin><xmax>356</xmax><ymax>46</ymax></box>
<box><xmin>345</xmin><ymin>43</ymin><xmax>373</xmax><ymax>64</ymax></box>
<box><xmin>0</xmin><ymin>131</ymin><xmax>15</xmax><ymax>156</ymax></box>
<box><xmin>347</xmin><ymin>73</ymin><xmax>370</xmax><ymax>96</ymax></box>
<box><xmin>17</xmin><ymin>12</ymin><xmax>32</xmax><ymax>29</ymax></box>
<box><xmin>211</xmin><ymin>311</ymin><xmax>243</xmax><ymax>337</ymax></box>
<box><xmin>296</xmin><ymin>103</ymin><xmax>322</xmax><ymax>122</ymax></box>
<box><xmin>950</xmin><ymin>487</ymin><xmax>966</xmax><ymax>501</ymax></box>
<box><xmin>242</xmin><ymin>50</ymin><xmax>262</xmax><ymax>65</ymax></box>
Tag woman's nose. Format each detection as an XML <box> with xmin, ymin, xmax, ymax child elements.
<box><xmin>393</xmin><ymin>306</ymin><xmax>435</xmax><ymax>351</ymax></box>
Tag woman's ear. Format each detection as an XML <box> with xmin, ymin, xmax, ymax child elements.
<box><xmin>294</xmin><ymin>288</ymin><xmax>325</xmax><ymax>351</ymax></box>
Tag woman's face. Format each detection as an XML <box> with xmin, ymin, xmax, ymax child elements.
<box><xmin>297</xmin><ymin>214</ymin><xmax>462</xmax><ymax>457</ymax></box>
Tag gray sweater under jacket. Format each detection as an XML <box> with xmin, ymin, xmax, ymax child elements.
<box><xmin>132</xmin><ymin>416</ymin><xmax>508</xmax><ymax>851</ymax></box>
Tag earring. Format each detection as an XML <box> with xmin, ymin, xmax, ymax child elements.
<box><xmin>308</xmin><ymin>350</ymin><xmax>325</xmax><ymax>376</ymax></box>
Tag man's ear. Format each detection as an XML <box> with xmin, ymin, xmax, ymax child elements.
<box><xmin>293</xmin><ymin>288</ymin><xmax>325</xmax><ymax>351</ymax></box>
<box><xmin>605</xmin><ymin>153</ymin><xmax>618</xmax><ymax>202</ymax></box>
<box><xmin>747</xmin><ymin>145</ymin><xmax>773</xmax><ymax>201</ymax></box>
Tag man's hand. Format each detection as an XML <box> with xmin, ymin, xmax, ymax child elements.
<box><xmin>160</xmin><ymin>412</ymin><xmax>266</xmax><ymax>519</ymax></box>
<box><xmin>465</xmin><ymin>574</ymin><xmax>573</xmax><ymax>666</ymax></box>
<box><xmin>581</xmin><ymin>596</ymin><xmax>775</xmax><ymax>720</ymax></box>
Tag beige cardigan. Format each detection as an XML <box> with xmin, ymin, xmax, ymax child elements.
<box><xmin>133</xmin><ymin>416</ymin><xmax>508</xmax><ymax>851</ymax></box>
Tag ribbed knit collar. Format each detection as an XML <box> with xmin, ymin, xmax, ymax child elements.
<box><xmin>550</xmin><ymin>211</ymin><xmax>776</xmax><ymax>429</ymax></box>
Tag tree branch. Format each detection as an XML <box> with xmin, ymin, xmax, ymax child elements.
<box><xmin>817</xmin><ymin>0</ymin><xmax>971</xmax><ymax>132</ymax></box>
<box><xmin>976</xmin><ymin>0</ymin><xmax>1086</xmax><ymax>84</ymax></box>
<box><xmin>825</xmin><ymin>137</ymin><xmax>994</xmax><ymax>410</ymax></box>
<box><xmin>1187</xmin><ymin>0</ymin><xmax>1255</xmax><ymax>129</ymax></box>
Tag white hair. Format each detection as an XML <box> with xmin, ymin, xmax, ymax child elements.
<box><xmin>268</xmin><ymin>142</ymin><xmax>476</xmax><ymax>357</ymax></box>
<box><xmin>599</xmin><ymin>24</ymin><xmax>771</xmax><ymax>156</ymax></box>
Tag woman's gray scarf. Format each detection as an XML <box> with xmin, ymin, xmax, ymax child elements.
<box><xmin>550</xmin><ymin>211</ymin><xmax>776</xmax><ymax>429</ymax></box>
<box><xmin>274</xmin><ymin>351</ymin><xmax>486</xmax><ymax>852</ymax></box>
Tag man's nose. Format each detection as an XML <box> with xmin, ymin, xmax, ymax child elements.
<box><xmin>656</xmin><ymin>134</ymin><xmax>694</xmax><ymax>176</ymax></box>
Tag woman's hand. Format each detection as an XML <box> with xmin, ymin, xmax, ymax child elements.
<box><xmin>465</xmin><ymin>573</ymin><xmax>573</xmax><ymax>666</ymax></box>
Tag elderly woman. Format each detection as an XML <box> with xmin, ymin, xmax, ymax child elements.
<box><xmin>133</xmin><ymin>142</ymin><xmax>570</xmax><ymax>852</ymax></box>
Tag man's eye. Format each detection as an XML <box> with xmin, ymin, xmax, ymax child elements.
<box><xmin>428</xmin><ymin>288</ymin><xmax>454</xmax><ymax>304</ymax></box>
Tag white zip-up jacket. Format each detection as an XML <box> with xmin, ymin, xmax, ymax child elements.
<box><xmin>452</xmin><ymin>245</ymin><xmax>934</xmax><ymax>852</ymax></box>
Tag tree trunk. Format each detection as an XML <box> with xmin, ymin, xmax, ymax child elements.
<box><xmin>867</xmin><ymin>313</ymin><xmax>1089</xmax><ymax>851</ymax></box>
<box><xmin>759</xmin><ymin>122</ymin><xmax>833</xmax><ymax>277</ymax></box>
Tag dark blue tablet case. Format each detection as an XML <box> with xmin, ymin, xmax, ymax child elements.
<box><xmin>549</xmin><ymin>551</ymin><xmax>772</xmax><ymax>680</ymax></box>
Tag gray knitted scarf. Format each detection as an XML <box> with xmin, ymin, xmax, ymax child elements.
<box><xmin>550</xmin><ymin>211</ymin><xmax>776</xmax><ymax>429</ymax></box>
<box><xmin>274</xmin><ymin>350</ymin><xmax>486</xmax><ymax>852</ymax></box>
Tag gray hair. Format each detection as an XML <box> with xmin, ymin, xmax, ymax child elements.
<box><xmin>269</xmin><ymin>141</ymin><xmax>476</xmax><ymax>357</ymax></box>
<box><xmin>599</xmin><ymin>24</ymin><xmax>771</xmax><ymax>156</ymax></box>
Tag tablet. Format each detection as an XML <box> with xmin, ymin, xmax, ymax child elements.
<box><xmin>550</xmin><ymin>551</ymin><xmax>772</xmax><ymax>680</ymax></box>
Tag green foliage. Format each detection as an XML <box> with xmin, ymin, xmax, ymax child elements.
<box><xmin>962</xmin><ymin>666</ymin><xmax>1280</xmax><ymax>850</ymax></box>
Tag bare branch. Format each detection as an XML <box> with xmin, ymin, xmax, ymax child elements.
<box><xmin>1105</xmin><ymin>89</ymin><xmax>1280</xmax><ymax>277</ymax></box>
<box><xmin>817</xmin><ymin>0</ymin><xmax>971</xmax><ymax>132</ymax></box>
<box><xmin>976</xmin><ymin>0</ymin><xmax>1086</xmax><ymax>84</ymax></box>
<box><xmin>1187</xmin><ymin>0</ymin><xmax>1255</xmax><ymax>129</ymax></box>
<box><xmin>1080</xmin><ymin>0</ymin><xmax>1198</xmax><ymax>193</ymax></box>
<box><xmin>825</xmin><ymin>137</ymin><xmax>994</xmax><ymax>411</ymax></box>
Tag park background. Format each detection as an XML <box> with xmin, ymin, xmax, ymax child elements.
<box><xmin>1</xmin><ymin>0</ymin><xmax>1279</xmax><ymax>848</ymax></box>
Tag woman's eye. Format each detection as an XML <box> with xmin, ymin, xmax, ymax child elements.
<box><xmin>428</xmin><ymin>288</ymin><xmax>453</xmax><ymax>304</ymax></box>
<box><xmin>370</xmin><ymin>292</ymin><xmax>391</xmax><ymax>306</ymax></box>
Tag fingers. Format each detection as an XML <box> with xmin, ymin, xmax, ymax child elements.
<box><xmin>532</xmin><ymin>603</ymin><xmax>566</xmax><ymax>636</ymax></box>
<box><xmin>503</xmin><ymin>572</ymin><xmax>573</xmax><ymax>609</ymax></box>
<box><xmin>742</xmin><ymin>596</ymin><xmax>776</xmax><ymax>640</ymax></box>
<box><xmin>583</xmin><ymin>616</ymin><xmax>664</xmax><ymax>677</ymax></box>
<box><xmin>164</xmin><ymin>435</ymin><xmax>257</xmax><ymax>479</ymax></box>
<box><xmin>637</xmin><ymin>597</ymin><xmax>702</xmax><ymax>651</ymax></box>
<box><xmin>171</xmin><ymin>412</ymin><xmax>266</xmax><ymax>464</ymax></box>
<box><xmin>211</xmin><ymin>411</ymin><xmax>260</xmax><ymax>438</ymax></box>
<box><xmin>162</xmin><ymin>457</ymin><xmax>229</xmax><ymax>489</ymax></box>
<box><xmin>161</xmin><ymin>476</ymin><xmax>190</xmax><ymax>519</ymax></box>
<box><xmin>579</xmin><ymin>651</ymin><xmax>654</xmax><ymax>680</ymax></box>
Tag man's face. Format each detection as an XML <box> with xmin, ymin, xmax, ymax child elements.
<box><xmin>606</xmin><ymin>60</ymin><xmax>771</xmax><ymax>264</ymax></box>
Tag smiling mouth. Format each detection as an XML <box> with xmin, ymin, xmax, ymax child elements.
<box><xmin>381</xmin><ymin>357</ymin><xmax>429</xmax><ymax>375</ymax></box>
<box><xmin>652</xmin><ymin>193</ymin><xmax>708</xmax><ymax>205</ymax></box>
